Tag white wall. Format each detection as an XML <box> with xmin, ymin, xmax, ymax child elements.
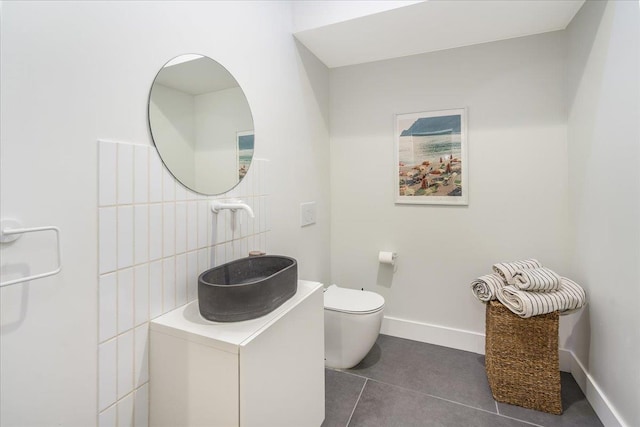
<box><xmin>566</xmin><ymin>1</ymin><xmax>640</xmax><ymax>426</ymax></box>
<box><xmin>330</xmin><ymin>31</ymin><xmax>570</xmax><ymax>341</ymax></box>
<box><xmin>149</xmin><ymin>83</ymin><xmax>197</xmax><ymax>189</ymax></box>
<box><xmin>0</xmin><ymin>1</ymin><xmax>330</xmax><ymax>426</ymax></box>
<box><xmin>194</xmin><ymin>86</ymin><xmax>253</xmax><ymax>193</ymax></box>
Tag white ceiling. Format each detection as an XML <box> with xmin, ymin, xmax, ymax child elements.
<box><xmin>292</xmin><ymin>1</ymin><xmax>423</xmax><ymax>33</ymax></box>
<box><xmin>294</xmin><ymin>0</ymin><xmax>585</xmax><ymax>69</ymax></box>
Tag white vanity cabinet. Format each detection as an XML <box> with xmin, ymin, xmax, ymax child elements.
<box><xmin>149</xmin><ymin>280</ymin><xmax>325</xmax><ymax>427</ymax></box>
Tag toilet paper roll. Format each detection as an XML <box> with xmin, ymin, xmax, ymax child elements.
<box><xmin>379</xmin><ymin>251</ymin><xmax>397</xmax><ymax>266</ymax></box>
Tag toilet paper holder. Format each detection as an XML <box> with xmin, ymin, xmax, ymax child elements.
<box><xmin>378</xmin><ymin>251</ymin><xmax>397</xmax><ymax>272</ymax></box>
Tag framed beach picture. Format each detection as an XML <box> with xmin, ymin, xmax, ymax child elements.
<box><xmin>237</xmin><ymin>131</ymin><xmax>254</xmax><ymax>180</ymax></box>
<box><xmin>395</xmin><ymin>108</ymin><xmax>468</xmax><ymax>205</ymax></box>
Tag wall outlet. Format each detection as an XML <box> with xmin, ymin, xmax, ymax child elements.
<box><xmin>300</xmin><ymin>202</ymin><xmax>316</xmax><ymax>227</ymax></box>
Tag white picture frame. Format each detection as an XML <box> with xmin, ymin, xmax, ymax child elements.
<box><xmin>395</xmin><ymin>108</ymin><xmax>468</xmax><ymax>205</ymax></box>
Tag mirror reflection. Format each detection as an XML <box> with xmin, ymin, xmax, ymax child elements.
<box><xmin>148</xmin><ymin>54</ymin><xmax>254</xmax><ymax>195</ymax></box>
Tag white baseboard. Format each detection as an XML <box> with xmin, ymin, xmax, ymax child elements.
<box><xmin>567</xmin><ymin>351</ymin><xmax>628</xmax><ymax>427</ymax></box>
<box><xmin>381</xmin><ymin>315</ymin><xmax>627</xmax><ymax>427</ymax></box>
<box><xmin>381</xmin><ymin>315</ymin><xmax>485</xmax><ymax>355</ymax></box>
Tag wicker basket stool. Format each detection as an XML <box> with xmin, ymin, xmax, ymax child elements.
<box><xmin>485</xmin><ymin>300</ymin><xmax>562</xmax><ymax>414</ymax></box>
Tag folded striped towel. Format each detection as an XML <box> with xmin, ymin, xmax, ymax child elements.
<box><xmin>495</xmin><ymin>277</ymin><xmax>586</xmax><ymax>318</ymax></box>
<box><xmin>471</xmin><ymin>273</ymin><xmax>505</xmax><ymax>302</ymax></box>
<box><xmin>492</xmin><ymin>259</ymin><xmax>542</xmax><ymax>285</ymax></box>
<box><xmin>513</xmin><ymin>267</ymin><xmax>561</xmax><ymax>291</ymax></box>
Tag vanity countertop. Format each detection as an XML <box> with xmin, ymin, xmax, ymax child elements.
<box><xmin>150</xmin><ymin>280</ymin><xmax>322</xmax><ymax>354</ymax></box>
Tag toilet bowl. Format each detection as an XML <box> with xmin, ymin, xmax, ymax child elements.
<box><xmin>323</xmin><ymin>285</ymin><xmax>385</xmax><ymax>369</ymax></box>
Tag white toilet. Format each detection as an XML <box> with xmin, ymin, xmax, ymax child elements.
<box><xmin>323</xmin><ymin>285</ymin><xmax>385</xmax><ymax>369</ymax></box>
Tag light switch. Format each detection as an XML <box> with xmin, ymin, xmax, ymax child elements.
<box><xmin>300</xmin><ymin>202</ymin><xmax>316</xmax><ymax>227</ymax></box>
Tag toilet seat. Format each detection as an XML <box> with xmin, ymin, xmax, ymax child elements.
<box><xmin>324</xmin><ymin>285</ymin><xmax>385</xmax><ymax>315</ymax></box>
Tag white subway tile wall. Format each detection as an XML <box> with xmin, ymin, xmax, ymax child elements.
<box><xmin>97</xmin><ymin>140</ymin><xmax>270</xmax><ymax>425</ymax></box>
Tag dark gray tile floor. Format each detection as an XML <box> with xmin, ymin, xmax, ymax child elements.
<box><xmin>323</xmin><ymin>334</ymin><xmax>603</xmax><ymax>427</ymax></box>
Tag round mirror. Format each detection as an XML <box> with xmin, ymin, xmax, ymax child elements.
<box><xmin>148</xmin><ymin>54</ymin><xmax>254</xmax><ymax>195</ymax></box>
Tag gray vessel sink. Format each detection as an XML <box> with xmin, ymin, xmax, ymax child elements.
<box><xmin>198</xmin><ymin>255</ymin><xmax>298</xmax><ymax>322</ymax></box>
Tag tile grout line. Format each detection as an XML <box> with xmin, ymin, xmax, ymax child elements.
<box><xmin>328</xmin><ymin>367</ymin><xmax>370</xmax><ymax>382</ymax></box>
<box><xmin>491</xmin><ymin>395</ymin><xmax>545</xmax><ymax>427</ymax></box>
<box><xmin>335</xmin><ymin>372</ymin><xmax>545</xmax><ymax>427</ymax></box>
<box><xmin>497</xmin><ymin>415</ymin><xmax>545</xmax><ymax>427</ymax></box>
<box><xmin>364</xmin><ymin>377</ymin><xmax>492</xmax><ymax>414</ymax></box>
<box><xmin>345</xmin><ymin>378</ymin><xmax>367</xmax><ymax>427</ymax></box>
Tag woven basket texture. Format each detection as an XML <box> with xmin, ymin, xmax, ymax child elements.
<box><xmin>485</xmin><ymin>300</ymin><xmax>562</xmax><ymax>415</ymax></box>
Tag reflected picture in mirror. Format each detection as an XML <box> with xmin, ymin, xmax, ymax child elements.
<box><xmin>148</xmin><ymin>54</ymin><xmax>254</xmax><ymax>195</ymax></box>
